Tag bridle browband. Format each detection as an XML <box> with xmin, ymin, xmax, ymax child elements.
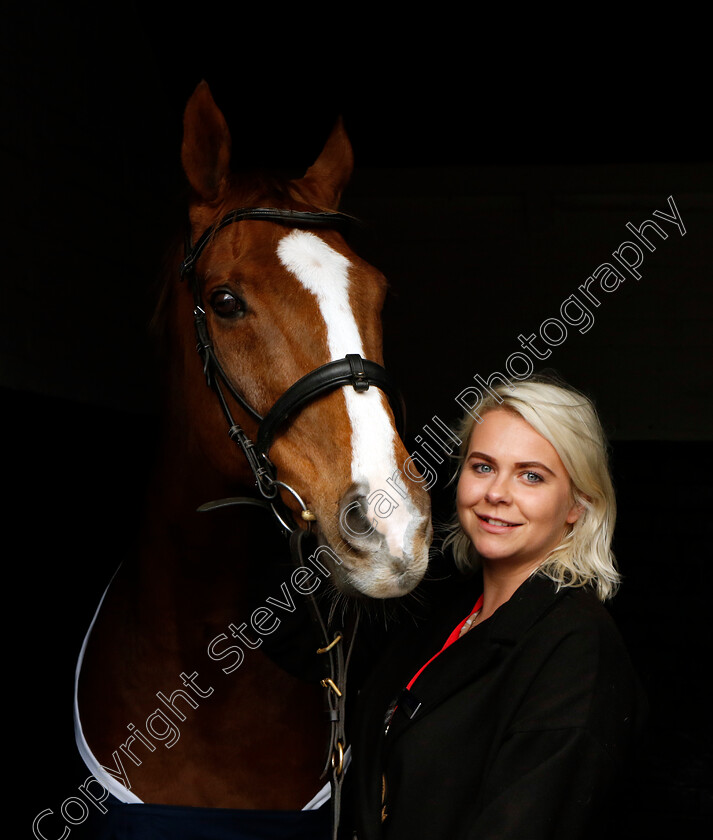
<box><xmin>179</xmin><ymin>206</ymin><xmax>405</xmax><ymax>837</ymax></box>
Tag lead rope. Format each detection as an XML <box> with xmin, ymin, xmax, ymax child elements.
<box><xmin>290</xmin><ymin>527</ymin><xmax>359</xmax><ymax>840</ymax></box>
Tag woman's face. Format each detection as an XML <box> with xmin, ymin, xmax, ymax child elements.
<box><xmin>457</xmin><ymin>409</ymin><xmax>582</xmax><ymax>575</ymax></box>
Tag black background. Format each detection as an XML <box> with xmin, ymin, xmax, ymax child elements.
<box><xmin>6</xmin><ymin>3</ymin><xmax>712</xmax><ymax>836</ymax></box>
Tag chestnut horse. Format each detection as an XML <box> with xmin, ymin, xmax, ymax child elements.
<box><xmin>74</xmin><ymin>82</ymin><xmax>431</xmax><ymax>836</ymax></box>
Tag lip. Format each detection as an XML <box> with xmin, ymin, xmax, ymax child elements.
<box><xmin>476</xmin><ymin>513</ymin><xmax>523</xmax><ymax>534</ymax></box>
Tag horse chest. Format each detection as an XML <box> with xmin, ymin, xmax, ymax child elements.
<box><xmin>78</xmin><ymin>583</ymin><xmax>329</xmax><ymax>809</ymax></box>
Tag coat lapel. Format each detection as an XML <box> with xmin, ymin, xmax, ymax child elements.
<box><xmin>385</xmin><ymin>574</ymin><xmax>567</xmax><ymax>745</ymax></box>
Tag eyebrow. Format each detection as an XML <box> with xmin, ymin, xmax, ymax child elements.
<box><xmin>467</xmin><ymin>451</ymin><xmax>558</xmax><ymax>477</ymax></box>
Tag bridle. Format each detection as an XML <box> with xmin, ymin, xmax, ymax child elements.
<box><xmin>179</xmin><ymin>206</ymin><xmax>405</xmax><ymax>838</ymax></box>
<box><xmin>180</xmin><ymin>206</ymin><xmax>405</xmax><ymax>528</ymax></box>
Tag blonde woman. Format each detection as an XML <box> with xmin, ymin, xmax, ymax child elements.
<box><xmin>350</xmin><ymin>377</ymin><xmax>644</xmax><ymax>840</ymax></box>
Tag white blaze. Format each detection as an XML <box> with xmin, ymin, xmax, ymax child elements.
<box><xmin>277</xmin><ymin>230</ymin><xmax>411</xmax><ymax>559</ymax></box>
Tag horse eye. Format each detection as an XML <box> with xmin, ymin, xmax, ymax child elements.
<box><xmin>209</xmin><ymin>290</ymin><xmax>245</xmax><ymax>318</ymax></box>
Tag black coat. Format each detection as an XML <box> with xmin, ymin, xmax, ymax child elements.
<box><xmin>348</xmin><ymin>573</ymin><xmax>645</xmax><ymax>840</ymax></box>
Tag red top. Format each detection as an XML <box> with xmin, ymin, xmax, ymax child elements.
<box><xmin>406</xmin><ymin>594</ymin><xmax>484</xmax><ymax>691</ymax></box>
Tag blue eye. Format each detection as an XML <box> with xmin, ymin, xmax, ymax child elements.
<box><xmin>524</xmin><ymin>471</ymin><xmax>543</xmax><ymax>483</ymax></box>
<box><xmin>473</xmin><ymin>463</ymin><xmax>493</xmax><ymax>474</ymax></box>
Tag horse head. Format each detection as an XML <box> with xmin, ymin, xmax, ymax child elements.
<box><xmin>165</xmin><ymin>81</ymin><xmax>431</xmax><ymax>599</ymax></box>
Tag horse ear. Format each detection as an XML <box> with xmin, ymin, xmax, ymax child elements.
<box><xmin>181</xmin><ymin>81</ymin><xmax>232</xmax><ymax>202</ymax></box>
<box><xmin>296</xmin><ymin>117</ymin><xmax>354</xmax><ymax>209</ymax></box>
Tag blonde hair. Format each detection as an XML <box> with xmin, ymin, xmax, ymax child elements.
<box><xmin>443</xmin><ymin>375</ymin><xmax>620</xmax><ymax>601</ymax></box>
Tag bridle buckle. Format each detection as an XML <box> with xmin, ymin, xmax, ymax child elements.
<box><xmin>346</xmin><ymin>353</ymin><xmax>369</xmax><ymax>392</ymax></box>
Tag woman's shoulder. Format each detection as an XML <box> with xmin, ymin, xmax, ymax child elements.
<box><xmin>514</xmin><ymin>572</ymin><xmax>624</xmax><ymax>632</ymax></box>
<box><xmin>521</xmin><ymin>577</ymin><xmax>641</xmax><ymax>702</ymax></box>
<box><xmin>546</xmin><ymin>578</ymin><xmax>630</xmax><ymax>648</ymax></box>
<box><xmin>496</xmin><ymin>574</ymin><xmax>637</xmax><ymax>675</ymax></box>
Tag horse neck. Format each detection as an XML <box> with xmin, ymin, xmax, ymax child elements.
<box><xmin>128</xmin><ymin>399</ymin><xmax>277</xmax><ymax>633</ymax></box>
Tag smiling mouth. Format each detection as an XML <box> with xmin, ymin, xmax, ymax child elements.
<box><xmin>477</xmin><ymin>514</ymin><xmax>521</xmax><ymax>527</ymax></box>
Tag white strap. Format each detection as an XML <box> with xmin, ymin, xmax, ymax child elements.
<box><xmin>73</xmin><ymin>566</ymin><xmax>142</xmax><ymax>803</ymax></box>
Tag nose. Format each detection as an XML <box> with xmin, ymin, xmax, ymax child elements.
<box><xmin>484</xmin><ymin>474</ymin><xmax>511</xmax><ymax>504</ymax></box>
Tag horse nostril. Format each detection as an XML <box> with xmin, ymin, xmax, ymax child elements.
<box><xmin>338</xmin><ymin>487</ymin><xmax>379</xmax><ymax>544</ymax></box>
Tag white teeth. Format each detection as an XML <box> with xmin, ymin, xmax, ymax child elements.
<box><xmin>486</xmin><ymin>518</ymin><xmax>514</xmax><ymax>526</ymax></box>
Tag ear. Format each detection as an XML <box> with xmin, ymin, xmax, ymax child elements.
<box><xmin>566</xmin><ymin>493</ymin><xmax>589</xmax><ymax>525</ymax></box>
<box><xmin>294</xmin><ymin>116</ymin><xmax>354</xmax><ymax>209</ymax></box>
<box><xmin>181</xmin><ymin>81</ymin><xmax>232</xmax><ymax>202</ymax></box>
